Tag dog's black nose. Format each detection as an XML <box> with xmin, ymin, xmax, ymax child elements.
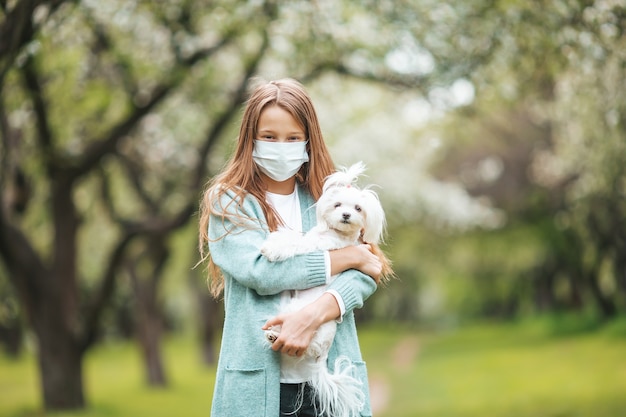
<box><xmin>342</xmin><ymin>213</ymin><xmax>351</xmax><ymax>220</ymax></box>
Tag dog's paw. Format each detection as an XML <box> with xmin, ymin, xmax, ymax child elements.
<box><xmin>260</xmin><ymin>230</ymin><xmax>301</xmax><ymax>261</ymax></box>
<box><xmin>306</xmin><ymin>337</ymin><xmax>334</xmax><ymax>362</ymax></box>
<box><xmin>306</xmin><ymin>340</ymin><xmax>324</xmax><ymax>361</ymax></box>
<box><xmin>264</xmin><ymin>326</ymin><xmax>281</xmax><ymax>344</ymax></box>
<box><xmin>305</xmin><ymin>321</ymin><xmax>336</xmax><ymax>361</ymax></box>
<box><xmin>260</xmin><ymin>242</ymin><xmax>285</xmax><ymax>262</ymax></box>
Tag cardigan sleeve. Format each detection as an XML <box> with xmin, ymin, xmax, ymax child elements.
<box><xmin>208</xmin><ymin>189</ymin><xmax>328</xmax><ymax>296</ymax></box>
<box><xmin>326</xmin><ymin>269</ymin><xmax>377</xmax><ymax>315</ymax></box>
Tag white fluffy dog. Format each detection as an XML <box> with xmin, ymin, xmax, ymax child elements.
<box><xmin>261</xmin><ymin>162</ymin><xmax>391</xmax><ymax>417</ymax></box>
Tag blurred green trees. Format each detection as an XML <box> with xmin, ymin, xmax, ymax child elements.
<box><xmin>0</xmin><ymin>0</ymin><xmax>429</xmax><ymax>410</ymax></box>
<box><xmin>402</xmin><ymin>0</ymin><xmax>626</xmax><ymax>322</ymax></box>
<box><xmin>0</xmin><ymin>0</ymin><xmax>625</xmax><ymax>413</ymax></box>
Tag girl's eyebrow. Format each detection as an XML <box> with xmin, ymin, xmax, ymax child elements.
<box><xmin>258</xmin><ymin>129</ymin><xmax>304</xmax><ymax>135</ymax></box>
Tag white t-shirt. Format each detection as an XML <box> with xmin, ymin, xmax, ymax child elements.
<box><xmin>265</xmin><ymin>187</ymin><xmax>345</xmax><ymax>383</ymax></box>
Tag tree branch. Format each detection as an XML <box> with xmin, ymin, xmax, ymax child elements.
<box><xmin>192</xmin><ymin>28</ymin><xmax>270</xmax><ymax>189</ymax></box>
<box><xmin>0</xmin><ymin>93</ymin><xmax>11</xmax><ymax>193</ymax></box>
<box><xmin>80</xmin><ymin>7</ymin><xmax>139</xmax><ymax>96</ymax></box>
<box><xmin>21</xmin><ymin>56</ymin><xmax>55</xmax><ymax>169</ymax></box>
<box><xmin>79</xmin><ymin>5</ymin><xmax>275</xmax><ymax>351</ymax></box>
<box><xmin>0</xmin><ymin>206</ymin><xmax>47</xmax><ymax>321</ymax></box>
<box><xmin>71</xmin><ymin>32</ymin><xmax>239</xmax><ymax>181</ymax></box>
<box><xmin>0</xmin><ymin>0</ymin><xmax>73</xmax><ymax>84</ymax></box>
<box><xmin>79</xmin><ymin>230</ymin><xmax>135</xmax><ymax>353</ymax></box>
<box><xmin>116</xmin><ymin>153</ymin><xmax>159</xmax><ymax>214</ymax></box>
<box><xmin>97</xmin><ymin>164</ymin><xmax>127</xmax><ymax>226</ymax></box>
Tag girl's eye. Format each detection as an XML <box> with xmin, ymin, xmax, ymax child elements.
<box><xmin>334</xmin><ymin>202</ymin><xmax>342</xmax><ymax>208</ymax></box>
<box><xmin>288</xmin><ymin>136</ymin><xmax>303</xmax><ymax>141</ymax></box>
<box><xmin>261</xmin><ymin>135</ymin><xmax>275</xmax><ymax>140</ymax></box>
<box><xmin>355</xmin><ymin>205</ymin><xmax>362</xmax><ymax>212</ymax></box>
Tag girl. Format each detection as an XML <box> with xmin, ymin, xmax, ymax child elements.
<box><xmin>198</xmin><ymin>78</ymin><xmax>382</xmax><ymax>417</ymax></box>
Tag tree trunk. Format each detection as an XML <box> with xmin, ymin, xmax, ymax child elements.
<box><xmin>188</xmin><ymin>260</ymin><xmax>222</xmax><ymax>366</ymax></box>
<box><xmin>136</xmin><ymin>308</ymin><xmax>167</xmax><ymax>386</ymax></box>
<box><xmin>565</xmin><ymin>273</ymin><xmax>584</xmax><ymax>310</ymax></box>
<box><xmin>586</xmin><ymin>270</ymin><xmax>617</xmax><ymax>319</ymax></box>
<box><xmin>36</xmin><ymin>178</ymin><xmax>85</xmax><ymax>408</ymax></box>
<box><xmin>198</xmin><ymin>292</ymin><xmax>222</xmax><ymax>365</ymax></box>
<box><xmin>28</xmin><ymin>275</ymin><xmax>84</xmax><ymax>410</ymax></box>
<box><xmin>127</xmin><ymin>239</ymin><xmax>169</xmax><ymax>387</ymax></box>
<box><xmin>37</xmin><ymin>325</ymin><xmax>85</xmax><ymax>409</ymax></box>
<box><xmin>613</xmin><ymin>250</ymin><xmax>626</xmax><ymax>299</ymax></box>
<box><xmin>532</xmin><ymin>264</ymin><xmax>556</xmax><ymax>312</ymax></box>
<box><xmin>2</xmin><ymin>268</ymin><xmax>86</xmax><ymax>411</ymax></box>
<box><xmin>0</xmin><ymin>321</ymin><xmax>23</xmax><ymax>357</ymax></box>
<box><xmin>0</xmin><ymin>202</ymin><xmax>86</xmax><ymax>410</ymax></box>
<box><xmin>0</xmin><ymin>303</ymin><xmax>23</xmax><ymax>357</ymax></box>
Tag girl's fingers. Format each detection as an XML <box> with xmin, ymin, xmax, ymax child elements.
<box><xmin>262</xmin><ymin>315</ymin><xmax>283</xmax><ymax>330</ymax></box>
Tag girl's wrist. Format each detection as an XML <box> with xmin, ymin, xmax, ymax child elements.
<box><xmin>309</xmin><ymin>293</ymin><xmax>341</xmax><ymax>324</ymax></box>
<box><xmin>328</xmin><ymin>246</ymin><xmax>359</xmax><ymax>275</ymax></box>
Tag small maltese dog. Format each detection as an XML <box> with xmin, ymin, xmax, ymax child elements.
<box><xmin>261</xmin><ymin>162</ymin><xmax>392</xmax><ymax>417</ymax></box>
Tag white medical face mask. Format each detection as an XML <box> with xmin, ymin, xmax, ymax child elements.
<box><xmin>252</xmin><ymin>140</ymin><xmax>309</xmax><ymax>182</ymax></box>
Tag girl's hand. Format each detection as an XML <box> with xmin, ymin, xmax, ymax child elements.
<box><xmin>262</xmin><ymin>293</ymin><xmax>340</xmax><ymax>357</ymax></box>
<box><xmin>329</xmin><ymin>244</ymin><xmax>383</xmax><ymax>284</ymax></box>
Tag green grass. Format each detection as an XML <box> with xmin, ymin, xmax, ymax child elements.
<box><xmin>2</xmin><ymin>319</ymin><xmax>626</xmax><ymax>417</ymax></box>
<box><xmin>361</xmin><ymin>319</ymin><xmax>626</xmax><ymax>417</ymax></box>
<box><xmin>0</xmin><ymin>337</ymin><xmax>216</xmax><ymax>417</ymax></box>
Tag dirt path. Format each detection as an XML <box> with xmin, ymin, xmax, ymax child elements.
<box><xmin>369</xmin><ymin>374</ymin><xmax>391</xmax><ymax>414</ymax></box>
<box><xmin>369</xmin><ymin>335</ymin><xmax>421</xmax><ymax>414</ymax></box>
<box><xmin>392</xmin><ymin>335</ymin><xmax>420</xmax><ymax>370</ymax></box>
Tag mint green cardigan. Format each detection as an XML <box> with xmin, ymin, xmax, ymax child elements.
<box><xmin>208</xmin><ymin>184</ymin><xmax>377</xmax><ymax>417</ymax></box>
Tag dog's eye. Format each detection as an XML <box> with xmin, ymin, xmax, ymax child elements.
<box><xmin>355</xmin><ymin>205</ymin><xmax>362</xmax><ymax>212</ymax></box>
<box><xmin>334</xmin><ymin>202</ymin><xmax>342</xmax><ymax>208</ymax></box>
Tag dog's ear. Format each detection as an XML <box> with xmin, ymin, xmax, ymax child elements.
<box><xmin>361</xmin><ymin>189</ymin><xmax>385</xmax><ymax>244</ymax></box>
<box><xmin>315</xmin><ymin>193</ymin><xmax>332</xmax><ymax>232</ymax></box>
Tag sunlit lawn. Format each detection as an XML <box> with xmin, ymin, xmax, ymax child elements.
<box><xmin>1</xmin><ymin>318</ymin><xmax>626</xmax><ymax>417</ymax></box>
<box><xmin>361</xmin><ymin>317</ymin><xmax>626</xmax><ymax>417</ymax></box>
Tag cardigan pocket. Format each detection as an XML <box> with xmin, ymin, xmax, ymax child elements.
<box><xmin>221</xmin><ymin>366</ymin><xmax>267</xmax><ymax>416</ymax></box>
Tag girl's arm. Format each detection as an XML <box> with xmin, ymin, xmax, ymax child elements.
<box><xmin>263</xmin><ymin>245</ymin><xmax>381</xmax><ymax>357</ymax></box>
<box><xmin>209</xmin><ymin>191</ymin><xmax>328</xmax><ymax>295</ymax></box>
<box><xmin>329</xmin><ymin>244</ymin><xmax>383</xmax><ymax>283</ymax></box>
<box><xmin>262</xmin><ymin>292</ymin><xmax>340</xmax><ymax>357</ymax></box>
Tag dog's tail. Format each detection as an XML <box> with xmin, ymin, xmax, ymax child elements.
<box><xmin>323</xmin><ymin>161</ymin><xmax>366</xmax><ymax>193</ymax></box>
<box><xmin>310</xmin><ymin>356</ymin><xmax>365</xmax><ymax>417</ymax></box>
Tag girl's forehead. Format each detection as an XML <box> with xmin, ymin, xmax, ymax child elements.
<box><xmin>258</xmin><ymin>106</ymin><xmax>304</xmax><ymax>131</ymax></box>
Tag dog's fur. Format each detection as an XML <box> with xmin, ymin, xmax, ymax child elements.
<box><xmin>261</xmin><ymin>162</ymin><xmax>392</xmax><ymax>417</ymax></box>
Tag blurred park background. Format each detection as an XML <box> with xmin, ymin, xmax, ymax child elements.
<box><xmin>1</xmin><ymin>0</ymin><xmax>626</xmax><ymax>416</ymax></box>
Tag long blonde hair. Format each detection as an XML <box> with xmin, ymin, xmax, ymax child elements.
<box><xmin>198</xmin><ymin>78</ymin><xmax>335</xmax><ymax>298</ymax></box>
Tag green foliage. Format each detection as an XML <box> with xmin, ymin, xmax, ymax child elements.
<box><xmin>377</xmin><ymin>220</ymin><xmax>553</xmax><ymax>323</ymax></box>
<box><xmin>2</xmin><ymin>0</ymin><xmax>626</xmax><ymax>410</ymax></box>
<box><xmin>407</xmin><ymin>0</ymin><xmax>626</xmax><ymax>322</ymax></box>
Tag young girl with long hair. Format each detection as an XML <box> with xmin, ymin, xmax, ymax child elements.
<box><xmin>198</xmin><ymin>78</ymin><xmax>382</xmax><ymax>417</ymax></box>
